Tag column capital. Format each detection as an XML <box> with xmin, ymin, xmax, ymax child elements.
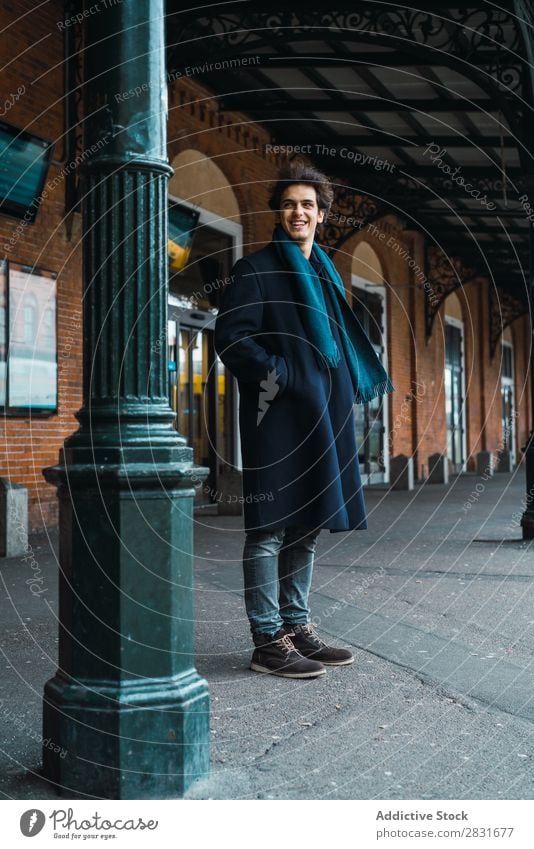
<box><xmin>83</xmin><ymin>2</ymin><xmax>169</xmax><ymax>168</ymax></box>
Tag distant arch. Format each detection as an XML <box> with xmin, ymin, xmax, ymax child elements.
<box><xmin>168</xmin><ymin>149</ymin><xmax>241</xmax><ymax>223</ymax></box>
<box><xmin>444</xmin><ymin>290</ymin><xmax>463</xmax><ymax>321</ymax></box>
<box><xmin>351</xmin><ymin>241</ymin><xmax>385</xmax><ymax>285</ymax></box>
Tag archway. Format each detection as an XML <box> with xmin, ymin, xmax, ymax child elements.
<box><xmin>168</xmin><ymin>149</ymin><xmax>241</xmax><ymax>223</ymax></box>
<box><xmin>351</xmin><ymin>241</ymin><xmax>390</xmax><ymax>485</ymax></box>
<box><xmin>501</xmin><ymin>325</ymin><xmax>516</xmax><ymax>466</ymax></box>
<box><xmin>167</xmin><ymin>150</ymin><xmax>243</xmax><ymax>502</ymax></box>
<box><xmin>444</xmin><ymin>291</ymin><xmax>467</xmax><ymax>474</ymax></box>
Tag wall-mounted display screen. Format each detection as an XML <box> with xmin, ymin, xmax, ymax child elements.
<box><xmin>168</xmin><ymin>201</ymin><xmax>200</xmax><ymax>274</ymax></box>
<box><xmin>0</xmin><ymin>121</ymin><xmax>53</xmax><ymax>222</ymax></box>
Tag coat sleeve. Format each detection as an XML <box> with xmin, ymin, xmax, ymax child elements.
<box><xmin>214</xmin><ymin>258</ymin><xmax>289</xmax><ymax>395</ymax></box>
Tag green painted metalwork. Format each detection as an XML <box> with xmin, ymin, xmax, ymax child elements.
<box><xmin>514</xmin><ymin>0</ymin><xmax>534</xmax><ymax>539</ymax></box>
<box><xmin>41</xmin><ymin>0</ymin><xmax>210</xmax><ymax>798</ymax></box>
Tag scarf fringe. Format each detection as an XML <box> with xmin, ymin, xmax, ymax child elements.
<box><xmin>316</xmin><ymin>346</ymin><xmax>341</xmax><ymax>369</ymax></box>
<box><xmin>354</xmin><ymin>377</ymin><xmax>396</xmax><ymax>405</ymax></box>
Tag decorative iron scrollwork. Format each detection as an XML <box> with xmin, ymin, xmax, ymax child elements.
<box><xmin>489</xmin><ymin>286</ymin><xmax>528</xmax><ymax>359</ymax></box>
<box><xmin>322</xmin><ymin>184</ymin><xmax>385</xmax><ymax>252</ymax></box>
<box><xmin>170</xmin><ymin>5</ymin><xmax>525</xmax><ymax>110</ymax></box>
<box><xmin>425</xmin><ymin>244</ymin><xmax>477</xmax><ymax>339</ymax></box>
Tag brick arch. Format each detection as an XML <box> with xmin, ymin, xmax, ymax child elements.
<box><xmin>168</xmin><ymin>149</ymin><xmax>241</xmax><ymax>224</ymax></box>
<box><xmin>166</xmin><ymin>142</ymin><xmax>272</xmax><ymax>248</ymax></box>
<box><xmin>328</xmin><ymin>215</ymin><xmax>405</xmax><ymax>298</ymax></box>
<box><xmin>444</xmin><ymin>289</ymin><xmax>465</xmax><ymax>322</ymax></box>
<box><xmin>503</xmin><ymin>323</ymin><xmax>514</xmax><ymax>346</ymax></box>
<box><xmin>351</xmin><ymin>241</ymin><xmax>385</xmax><ymax>285</ymax></box>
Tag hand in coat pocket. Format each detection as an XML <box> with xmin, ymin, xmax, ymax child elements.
<box><xmin>256</xmin><ymin>356</ymin><xmax>290</xmax><ymax>425</ymax></box>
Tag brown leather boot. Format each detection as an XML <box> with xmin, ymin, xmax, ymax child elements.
<box><xmin>251</xmin><ymin>628</ymin><xmax>326</xmax><ymax>678</ymax></box>
<box><xmin>282</xmin><ymin>623</ymin><xmax>354</xmax><ymax>666</ymax></box>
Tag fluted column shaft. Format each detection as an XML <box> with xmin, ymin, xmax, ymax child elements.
<box><xmin>69</xmin><ymin>0</ymin><xmax>178</xmax><ymax>446</ymax></box>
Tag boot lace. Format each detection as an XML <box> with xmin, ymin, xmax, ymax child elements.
<box><xmin>273</xmin><ymin>633</ymin><xmax>298</xmax><ymax>655</ymax></box>
<box><xmin>301</xmin><ymin>624</ymin><xmax>329</xmax><ymax>648</ymax></box>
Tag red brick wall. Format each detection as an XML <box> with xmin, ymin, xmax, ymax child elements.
<box><xmin>168</xmin><ymin>76</ymin><xmax>283</xmax><ymax>250</ymax></box>
<box><xmin>0</xmin><ymin>6</ymin><xmax>531</xmax><ymax>530</ymax></box>
<box><xmin>406</xmin><ymin>229</ymin><xmax>448</xmax><ymax>479</ymax></box>
<box><xmin>512</xmin><ymin>313</ymin><xmax>532</xmax><ymax>458</ymax></box>
<box><xmin>0</xmin><ymin>0</ymin><xmax>82</xmax><ymax>530</ymax></box>
<box><xmin>334</xmin><ymin>216</ymin><xmax>531</xmax><ymax>478</ymax></box>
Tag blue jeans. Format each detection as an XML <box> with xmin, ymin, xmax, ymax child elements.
<box><xmin>242</xmin><ymin>525</ymin><xmax>321</xmax><ymax>638</ymax></box>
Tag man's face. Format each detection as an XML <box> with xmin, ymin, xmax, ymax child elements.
<box><xmin>278</xmin><ymin>183</ymin><xmax>325</xmax><ymax>246</ymax></box>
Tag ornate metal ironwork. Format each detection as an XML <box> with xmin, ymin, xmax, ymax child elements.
<box><xmin>329</xmin><ymin>169</ymin><xmax>512</xmax><ymax>209</ymax></box>
<box><xmin>323</xmin><ymin>169</ymin><xmax>514</xmax><ymax>254</ymax></box>
<box><xmin>165</xmin><ymin>2</ymin><xmax>533</xmax><ymax>298</ymax></box>
<box><xmin>321</xmin><ymin>183</ymin><xmax>385</xmax><ymax>252</ymax></box>
<box><xmin>424</xmin><ymin>244</ymin><xmax>477</xmax><ymax>339</ymax></box>
<box><xmin>489</xmin><ymin>285</ymin><xmax>529</xmax><ymax>359</ymax></box>
<box><xmin>169</xmin><ymin>4</ymin><xmax>526</xmax><ymax>133</ymax></box>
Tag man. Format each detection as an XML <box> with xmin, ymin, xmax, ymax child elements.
<box><xmin>214</xmin><ymin>160</ymin><xmax>394</xmax><ymax>679</ymax></box>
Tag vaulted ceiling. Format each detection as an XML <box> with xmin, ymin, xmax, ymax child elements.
<box><xmin>166</xmin><ymin>1</ymin><xmax>534</xmax><ymax>307</ymax></box>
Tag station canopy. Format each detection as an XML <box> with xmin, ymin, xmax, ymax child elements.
<box><xmin>166</xmin><ymin>1</ymin><xmax>534</xmax><ymax>316</ymax></box>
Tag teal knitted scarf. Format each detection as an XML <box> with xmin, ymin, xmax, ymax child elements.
<box><xmin>273</xmin><ymin>224</ymin><xmax>395</xmax><ymax>404</ymax></box>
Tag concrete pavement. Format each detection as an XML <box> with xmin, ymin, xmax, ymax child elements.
<box><xmin>1</xmin><ymin>470</ymin><xmax>534</xmax><ymax>799</ymax></box>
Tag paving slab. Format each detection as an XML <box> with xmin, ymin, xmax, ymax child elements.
<box><xmin>1</xmin><ymin>472</ymin><xmax>534</xmax><ymax>799</ymax></box>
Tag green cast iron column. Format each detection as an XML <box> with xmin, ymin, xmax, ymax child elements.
<box><xmin>41</xmin><ymin>0</ymin><xmax>210</xmax><ymax>798</ymax></box>
<box><xmin>514</xmin><ymin>1</ymin><xmax>534</xmax><ymax>538</ymax></box>
<box><xmin>521</xmin><ymin>217</ymin><xmax>534</xmax><ymax>539</ymax></box>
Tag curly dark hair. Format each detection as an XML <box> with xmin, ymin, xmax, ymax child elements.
<box><xmin>268</xmin><ymin>159</ymin><xmax>334</xmax><ymax>217</ymax></box>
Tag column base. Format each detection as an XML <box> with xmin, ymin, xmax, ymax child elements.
<box><xmin>521</xmin><ymin>511</ymin><xmax>534</xmax><ymax>540</ymax></box>
<box><xmin>522</xmin><ymin>440</ymin><xmax>534</xmax><ymax>540</ymax></box>
<box><xmin>41</xmin><ymin>450</ymin><xmax>210</xmax><ymax>799</ymax></box>
<box><xmin>43</xmin><ymin>670</ymin><xmax>209</xmax><ymax>799</ymax></box>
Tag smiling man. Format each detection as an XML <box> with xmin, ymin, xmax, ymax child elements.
<box><xmin>279</xmin><ymin>181</ymin><xmax>322</xmax><ymax>249</ymax></box>
<box><xmin>214</xmin><ymin>159</ymin><xmax>394</xmax><ymax>679</ymax></box>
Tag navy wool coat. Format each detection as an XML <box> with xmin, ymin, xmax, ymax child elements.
<box><xmin>214</xmin><ymin>239</ymin><xmax>368</xmax><ymax>534</ymax></box>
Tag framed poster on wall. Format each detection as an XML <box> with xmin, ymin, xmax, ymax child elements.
<box><xmin>0</xmin><ymin>261</ymin><xmax>6</xmax><ymax>408</ymax></box>
<box><xmin>6</xmin><ymin>263</ymin><xmax>57</xmax><ymax>414</ymax></box>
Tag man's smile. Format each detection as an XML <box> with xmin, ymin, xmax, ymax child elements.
<box><xmin>278</xmin><ymin>183</ymin><xmax>325</xmax><ymax>256</ymax></box>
